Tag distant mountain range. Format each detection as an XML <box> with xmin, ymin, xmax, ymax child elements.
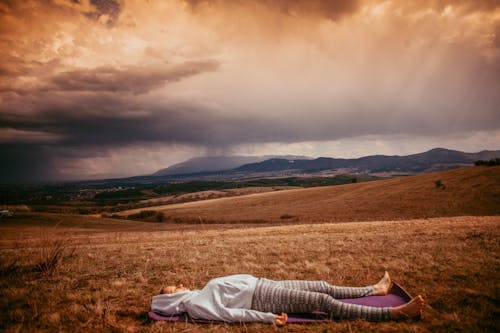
<box><xmin>73</xmin><ymin>148</ymin><xmax>499</xmax><ymax>187</ymax></box>
<box><xmin>153</xmin><ymin>155</ymin><xmax>312</xmax><ymax>176</ymax></box>
<box><xmin>152</xmin><ymin>148</ymin><xmax>500</xmax><ymax>179</ymax></box>
<box><xmin>233</xmin><ymin>148</ymin><xmax>500</xmax><ymax>174</ymax></box>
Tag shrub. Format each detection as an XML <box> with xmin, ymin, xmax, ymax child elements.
<box><xmin>475</xmin><ymin>158</ymin><xmax>500</xmax><ymax>166</ymax></box>
<box><xmin>33</xmin><ymin>223</ymin><xmax>75</xmax><ymax>275</ymax></box>
<box><xmin>127</xmin><ymin>210</ymin><xmax>156</xmax><ymax>220</ymax></box>
<box><xmin>34</xmin><ymin>238</ymin><xmax>67</xmax><ymax>275</ymax></box>
<box><xmin>156</xmin><ymin>211</ymin><xmax>165</xmax><ymax>222</ymax></box>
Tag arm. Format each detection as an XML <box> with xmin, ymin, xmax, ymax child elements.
<box><xmin>218</xmin><ymin>306</ymin><xmax>279</xmax><ymax>323</ymax></box>
<box><xmin>188</xmin><ymin>301</ymin><xmax>278</xmax><ymax>323</ymax></box>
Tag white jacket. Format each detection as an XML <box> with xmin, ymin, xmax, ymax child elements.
<box><xmin>151</xmin><ymin>274</ymin><xmax>276</xmax><ymax>323</ymax></box>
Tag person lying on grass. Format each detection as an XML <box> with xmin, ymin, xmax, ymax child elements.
<box><xmin>151</xmin><ymin>272</ymin><xmax>424</xmax><ymax>326</ymax></box>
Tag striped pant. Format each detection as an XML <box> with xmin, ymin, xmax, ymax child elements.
<box><xmin>251</xmin><ymin>278</ymin><xmax>392</xmax><ymax>321</ymax></box>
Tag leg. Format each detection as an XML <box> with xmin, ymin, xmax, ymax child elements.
<box><xmin>267</xmin><ymin>278</ymin><xmax>373</xmax><ymax>299</ymax></box>
<box><xmin>272</xmin><ymin>271</ymin><xmax>392</xmax><ymax>298</ymax></box>
<box><xmin>276</xmin><ymin>280</ymin><xmax>374</xmax><ymax>299</ymax></box>
<box><xmin>251</xmin><ymin>279</ymin><xmax>392</xmax><ymax>321</ymax></box>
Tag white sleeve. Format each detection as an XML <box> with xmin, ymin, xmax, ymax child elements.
<box><xmin>187</xmin><ymin>292</ymin><xmax>277</xmax><ymax>323</ymax></box>
<box><xmin>215</xmin><ymin>306</ymin><xmax>277</xmax><ymax>323</ymax></box>
<box><xmin>189</xmin><ymin>302</ymin><xmax>277</xmax><ymax>323</ymax></box>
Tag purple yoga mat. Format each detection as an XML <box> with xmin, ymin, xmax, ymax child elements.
<box><xmin>148</xmin><ymin>282</ymin><xmax>412</xmax><ymax>324</ymax></box>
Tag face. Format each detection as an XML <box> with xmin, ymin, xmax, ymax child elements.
<box><xmin>162</xmin><ymin>284</ymin><xmax>190</xmax><ymax>294</ymax></box>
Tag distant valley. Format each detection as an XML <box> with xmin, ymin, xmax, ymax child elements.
<box><xmin>1</xmin><ymin>148</ymin><xmax>498</xmax><ymax>215</ymax></box>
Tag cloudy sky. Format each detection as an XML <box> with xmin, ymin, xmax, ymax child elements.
<box><xmin>1</xmin><ymin>0</ymin><xmax>499</xmax><ymax>182</ymax></box>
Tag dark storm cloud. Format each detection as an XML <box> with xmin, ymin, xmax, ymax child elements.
<box><xmin>2</xmin><ymin>39</ymin><xmax>499</xmax><ymax>147</ymax></box>
<box><xmin>3</xmin><ymin>79</ymin><xmax>498</xmax><ymax>152</ymax></box>
<box><xmin>0</xmin><ymin>60</ymin><xmax>218</xmax><ymax>96</ymax></box>
<box><xmin>3</xmin><ymin>95</ymin><xmax>267</xmax><ymax>148</ymax></box>
<box><xmin>0</xmin><ymin>144</ymin><xmax>61</xmax><ymax>183</ymax></box>
<box><xmin>0</xmin><ymin>59</ymin><xmax>219</xmax><ymax>182</ymax></box>
<box><xmin>48</xmin><ymin>61</ymin><xmax>219</xmax><ymax>94</ymax></box>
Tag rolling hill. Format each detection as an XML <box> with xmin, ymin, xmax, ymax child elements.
<box><xmin>121</xmin><ymin>165</ymin><xmax>500</xmax><ymax>223</ymax></box>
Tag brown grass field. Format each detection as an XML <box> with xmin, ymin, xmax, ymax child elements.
<box><xmin>1</xmin><ymin>166</ymin><xmax>499</xmax><ymax>332</ymax></box>
<box><xmin>117</xmin><ymin>166</ymin><xmax>500</xmax><ymax>223</ymax></box>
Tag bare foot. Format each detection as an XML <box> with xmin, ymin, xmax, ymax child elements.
<box><xmin>392</xmin><ymin>295</ymin><xmax>425</xmax><ymax>320</ymax></box>
<box><xmin>373</xmin><ymin>271</ymin><xmax>392</xmax><ymax>296</ymax></box>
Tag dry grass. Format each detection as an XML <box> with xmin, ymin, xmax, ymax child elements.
<box><xmin>1</xmin><ymin>216</ymin><xmax>499</xmax><ymax>332</ymax></box>
<box><xmin>137</xmin><ymin>186</ymin><xmax>297</xmax><ymax>206</ymax></box>
<box><xmin>117</xmin><ymin>166</ymin><xmax>500</xmax><ymax>223</ymax></box>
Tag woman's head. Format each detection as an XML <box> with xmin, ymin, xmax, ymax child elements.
<box><xmin>152</xmin><ymin>286</ymin><xmax>195</xmax><ymax>315</ymax></box>
<box><xmin>160</xmin><ymin>284</ymin><xmax>190</xmax><ymax>294</ymax></box>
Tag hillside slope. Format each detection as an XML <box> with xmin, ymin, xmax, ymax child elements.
<box><xmin>126</xmin><ymin>166</ymin><xmax>499</xmax><ymax>223</ymax></box>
